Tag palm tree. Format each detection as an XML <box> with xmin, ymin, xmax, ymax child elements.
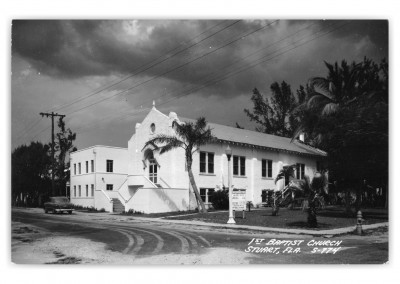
<box><xmin>307</xmin><ymin>60</ymin><xmax>361</xmax><ymax>114</ymax></box>
<box><xmin>292</xmin><ymin>58</ymin><xmax>388</xmax><ymax>214</ymax></box>
<box><xmin>292</xmin><ymin>60</ymin><xmax>361</xmax><ymax>144</ymax></box>
<box><xmin>288</xmin><ymin>172</ymin><xmax>328</xmax><ymax>228</ymax></box>
<box><xmin>143</xmin><ymin>117</ymin><xmax>215</xmax><ymax>213</ymax></box>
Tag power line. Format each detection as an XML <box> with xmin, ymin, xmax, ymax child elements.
<box><xmin>23</xmin><ymin>21</ymin><xmax>348</xmax><ymax>143</ymax></box>
<box><xmin>14</xmin><ymin>117</ymin><xmax>43</xmax><ymax>144</ymax></box>
<box><xmin>157</xmin><ymin>21</ymin><xmax>351</xmax><ymax>108</ymax></box>
<box><xmin>46</xmin><ymin>20</ymin><xmax>236</xmax><ymax>113</ymax></box>
<box><xmin>65</xmin><ymin>20</ymin><xmax>278</xmax><ymax>116</ymax></box>
<box><xmin>72</xmin><ymin>21</ymin><xmax>320</xmax><ymax>134</ymax></box>
<box><xmin>16</xmin><ymin>20</ymin><xmax>235</xmax><ymax>145</ymax></box>
<box><xmin>73</xmin><ymin>21</ymin><xmax>347</xmax><ymax>135</ymax></box>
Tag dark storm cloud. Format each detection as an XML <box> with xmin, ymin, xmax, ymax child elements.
<box><xmin>12</xmin><ymin>20</ymin><xmax>231</xmax><ymax>78</ymax></box>
<box><xmin>328</xmin><ymin>20</ymin><xmax>388</xmax><ymax>51</ymax></box>
<box><xmin>12</xmin><ymin>19</ymin><xmax>388</xmax><ymax>99</ymax></box>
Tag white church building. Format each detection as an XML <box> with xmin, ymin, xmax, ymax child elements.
<box><xmin>69</xmin><ymin>105</ymin><xmax>327</xmax><ymax>213</ymax></box>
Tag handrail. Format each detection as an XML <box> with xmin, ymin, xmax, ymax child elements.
<box><xmin>115</xmin><ymin>178</ymin><xmax>128</xmax><ymax>203</ymax></box>
<box><xmin>142</xmin><ymin>176</ymin><xmax>158</xmax><ymax>188</ymax></box>
<box><xmin>100</xmin><ymin>189</ymin><xmax>112</xmax><ymax>202</ymax></box>
<box><xmin>118</xmin><ymin>191</ymin><xmax>127</xmax><ymax>203</ymax></box>
<box><xmin>159</xmin><ymin>177</ymin><xmax>171</xmax><ymax>188</ymax></box>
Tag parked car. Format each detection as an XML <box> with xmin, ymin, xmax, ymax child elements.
<box><xmin>44</xmin><ymin>196</ymin><xmax>74</xmax><ymax>214</ymax></box>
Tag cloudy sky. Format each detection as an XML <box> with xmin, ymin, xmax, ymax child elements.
<box><xmin>11</xmin><ymin>19</ymin><xmax>388</xmax><ymax>150</ymax></box>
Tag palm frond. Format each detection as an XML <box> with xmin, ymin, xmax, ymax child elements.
<box><xmin>159</xmin><ymin>139</ymin><xmax>185</xmax><ymax>154</ymax></box>
<box><xmin>308</xmin><ymin>77</ymin><xmax>330</xmax><ymax>93</ymax></box>
<box><xmin>142</xmin><ymin>134</ymin><xmax>183</xmax><ymax>151</ymax></box>
<box><xmin>321</xmin><ymin>102</ymin><xmax>339</xmax><ymax>116</ymax></box>
<box><xmin>287</xmin><ymin>180</ymin><xmax>306</xmax><ymax>195</ymax></box>
<box><xmin>306</xmin><ymin>93</ymin><xmax>332</xmax><ymax>109</ymax></box>
<box><xmin>288</xmin><ymin>176</ymin><xmax>312</xmax><ymax>196</ymax></box>
<box><xmin>275</xmin><ymin>164</ymin><xmax>296</xmax><ymax>184</ymax></box>
<box><xmin>290</xmin><ymin>124</ymin><xmax>304</xmax><ymax>143</ymax></box>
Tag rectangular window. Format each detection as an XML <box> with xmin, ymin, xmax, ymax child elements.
<box><xmin>91</xmin><ymin>160</ymin><xmax>94</xmax><ymax>172</ymax></box>
<box><xmin>233</xmin><ymin>156</ymin><xmax>239</xmax><ymax>176</ymax></box>
<box><xmin>200</xmin><ymin>188</ymin><xmax>206</xmax><ymax>202</ymax></box>
<box><xmin>262</xmin><ymin>159</ymin><xmax>273</xmax><ymax>178</ymax></box>
<box><xmin>91</xmin><ymin>184</ymin><xmax>94</xmax><ymax>196</ymax></box>
<box><xmin>200</xmin><ymin>152</ymin><xmax>206</xmax><ymax>173</ymax></box>
<box><xmin>240</xmin><ymin>156</ymin><xmax>246</xmax><ymax>176</ymax></box>
<box><xmin>200</xmin><ymin>151</ymin><xmax>214</xmax><ymax>174</ymax></box>
<box><xmin>106</xmin><ymin>160</ymin><xmax>113</xmax><ymax>172</ymax></box>
<box><xmin>86</xmin><ymin>185</ymin><xmax>88</xmax><ymax>197</ymax></box>
<box><xmin>78</xmin><ymin>163</ymin><xmax>81</xmax><ymax>174</ymax></box>
<box><xmin>106</xmin><ymin>184</ymin><xmax>113</xmax><ymax>191</ymax></box>
<box><xmin>74</xmin><ymin>186</ymin><xmax>76</xmax><ymax>197</ymax></box>
<box><xmin>208</xmin><ymin>153</ymin><xmax>214</xmax><ymax>174</ymax></box>
<box><xmin>74</xmin><ymin>164</ymin><xmax>76</xmax><ymax>175</ymax></box>
<box><xmin>268</xmin><ymin>160</ymin><xmax>272</xmax><ymax>178</ymax></box>
<box><xmin>200</xmin><ymin>188</ymin><xmax>215</xmax><ymax>203</ymax></box>
<box><xmin>233</xmin><ymin>156</ymin><xmax>246</xmax><ymax>176</ymax></box>
<box><xmin>86</xmin><ymin>161</ymin><xmax>88</xmax><ymax>173</ymax></box>
<box><xmin>296</xmin><ymin>163</ymin><xmax>305</xmax><ymax>179</ymax></box>
<box><xmin>78</xmin><ymin>185</ymin><xmax>81</xmax><ymax>197</ymax></box>
<box><xmin>261</xmin><ymin>189</ymin><xmax>268</xmax><ymax>203</ymax></box>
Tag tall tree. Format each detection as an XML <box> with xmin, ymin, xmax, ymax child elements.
<box><xmin>244</xmin><ymin>81</ymin><xmax>303</xmax><ymax>137</ymax></box>
<box><xmin>294</xmin><ymin>58</ymin><xmax>388</xmax><ymax>210</ymax></box>
<box><xmin>54</xmin><ymin>117</ymin><xmax>77</xmax><ymax>196</ymax></box>
<box><xmin>12</xmin><ymin>142</ymin><xmax>51</xmax><ymax>206</ymax></box>
<box><xmin>144</xmin><ymin>117</ymin><xmax>215</xmax><ymax>213</ymax></box>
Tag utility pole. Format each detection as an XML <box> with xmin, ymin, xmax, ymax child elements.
<box><xmin>40</xmin><ymin>112</ymin><xmax>66</xmax><ymax>196</ymax></box>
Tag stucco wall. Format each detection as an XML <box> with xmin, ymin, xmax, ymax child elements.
<box><xmin>70</xmin><ymin>197</ymin><xmax>95</xmax><ymax>208</ymax></box>
<box><xmin>70</xmin><ymin>145</ymin><xmax>128</xmax><ymax>210</ymax></box>
<box><xmin>72</xmin><ymin>108</ymin><xmax>325</xmax><ymax>213</ymax></box>
<box><xmin>94</xmin><ymin>190</ymin><xmax>113</xmax><ymax>212</ymax></box>
<box><xmin>125</xmin><ymin>187</ymin><xmax>189</xmax><ymax>213</ymax></box>
<box><xmin>126</xmin><ymin>107</ymin><xmax>324</xmax><ymax>208</ymax></box>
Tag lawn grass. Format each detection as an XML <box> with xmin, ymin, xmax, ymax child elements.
<box><xmin>121</xmin><ymin>209</ymin><xmax>212</xmax><ymax>218</ymax></box>
<box><xmin>164</xmin><ymin>206</ymin><xmax>388</xmax><ymax>230</ymax></box>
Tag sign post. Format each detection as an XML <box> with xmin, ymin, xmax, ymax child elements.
<box><xmin>232</xmin><ymin>189</ymin><xmax>246</xmax><ymax>219</ymax></box>
<box><xmin>226</xmin><ymin>146</ymin><xmax>235</xmax><ymax>224</ymax></box>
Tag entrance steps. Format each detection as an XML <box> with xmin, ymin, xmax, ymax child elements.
<box><xmin>112</xmin><ymin>198</ymin><xmax>125</xmax><ymax>213</ymax></box>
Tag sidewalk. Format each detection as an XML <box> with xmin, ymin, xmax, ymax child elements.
<box><xmin>114</xmin><ymin>214</ymin><xmax>388</xmax><ymax>236</ymax></box>
<box><xmin>12</xmin><ymin>207</ymin><xmax>389</xmax><ymax>236</ymax></box>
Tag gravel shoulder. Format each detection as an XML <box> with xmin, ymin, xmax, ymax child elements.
<box><xmin>12</xmin><ymin>221</ymin><xmax>252</xmax><ymax>264</ymax></box>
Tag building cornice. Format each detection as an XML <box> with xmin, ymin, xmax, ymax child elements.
<box><xmin>216</xmin><ymin>139</ymin><xmax>327</xmax><ymax>159</ymax></box>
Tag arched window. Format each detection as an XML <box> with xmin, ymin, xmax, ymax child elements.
<box><xmin>150</xmin><ymin>123</ymin><xmax>156</xmax><ymax>134</ymax></box>
<box><xmin>143</xmin><ymin>149</ymin><xmax>158</xmax><ymax>183</ymax></box>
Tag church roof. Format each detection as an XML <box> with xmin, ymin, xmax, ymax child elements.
<box><xmin>179</xmin><ymin>117</ymin><xmax>327</xmax><ymax>158</ymax></box>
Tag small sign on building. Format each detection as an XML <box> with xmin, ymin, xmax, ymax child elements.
<box><xmin>232</xmin><ymin>188</ymin><xmax>246</xmax><ymax>211</ymax></box>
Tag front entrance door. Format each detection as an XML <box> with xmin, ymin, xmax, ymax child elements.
<box><xmin>149</xmin><ymin>159</ymin><xmax>158</xmax><ymax>183</ymax></box>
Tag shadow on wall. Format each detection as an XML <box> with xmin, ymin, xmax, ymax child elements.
<box><xmin>153</xmin><ymin>188</ymin><xmax>184</xmax><ymax>212</ymax></box>
<box><xmin>128</xmin><ymin>185</ymin><xmax>142</xmax><ymax>197</ymax></box>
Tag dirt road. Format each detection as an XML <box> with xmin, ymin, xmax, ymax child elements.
<box><xmin>11</xmin><ymin>208</ymin><xmax>388</xmax><ymax>264</ymax></box>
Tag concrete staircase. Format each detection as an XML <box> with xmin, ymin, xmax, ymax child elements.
<box><xmin>112</xmin><ymin>198</ymin><xmax>125</xmax><ymax>213</ymax></box>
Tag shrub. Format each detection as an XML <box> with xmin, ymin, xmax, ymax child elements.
<box><xmin>120</xmin><ymin>209</ymin><xmax>144</xmax><ymax>215</ymax></box>
<box><xmin>211</xmin><ymin>189</ymin><xmax>229</xmax><ymax>210</ymax></box>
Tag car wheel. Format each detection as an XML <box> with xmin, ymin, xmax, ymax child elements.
<box><xmin>68</xmin><ymin>211</ymin><xmax>72</xmax><ymax>214</ymax></box>
<box><xmin>44</xmin><ymin>209</ymin><xmax>48</xmax><ymax>214</ymax></box>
